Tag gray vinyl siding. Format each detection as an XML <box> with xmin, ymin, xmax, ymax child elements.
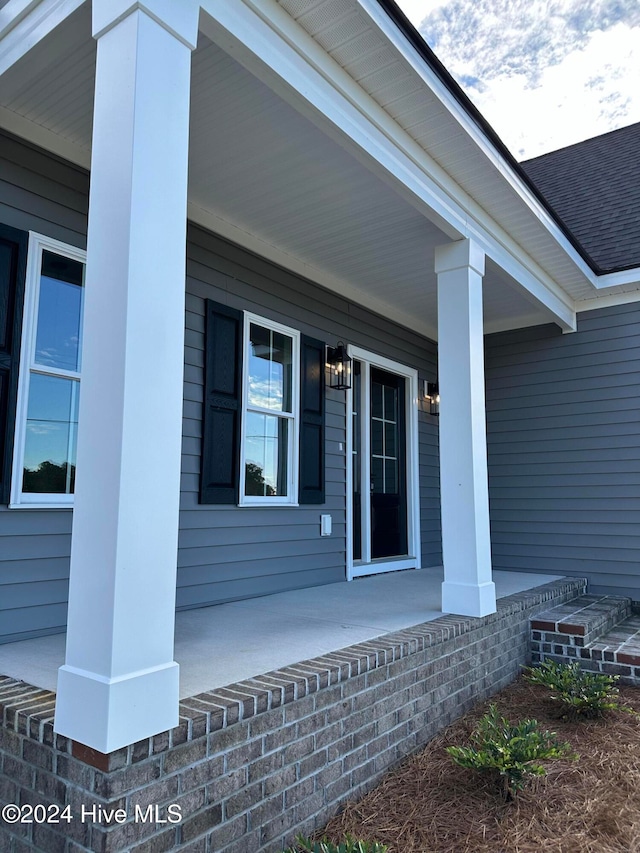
<box><xmin>0</xmin><ymin>132</ymin><xmax>441</xmax><ymax>643</ymax></box>
<box><xmin>177</xmin><ymin>225</ymin><xmax>441</xmax><ymax>609</ymax></box>
<box><xmin>0</xmin><ymin>131</ymin><xmax>87</xmax><ymax>642</ymax></box>
<box><xmin>486</xmin><ymin>303</ymin><xmax>640</xmax><ymax>601</ymax></box>
<box><xmin>0</xmin><ymin>131</ymin><xmax>88</xmax><ymax>248</ymax></box>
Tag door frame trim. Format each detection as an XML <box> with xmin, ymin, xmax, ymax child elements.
<box><xmin>346</xmin><ymin>346</ymin><xmax>421</xmax><ymax>581</ymax></box>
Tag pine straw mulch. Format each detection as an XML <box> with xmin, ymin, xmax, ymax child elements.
<box><xmin>322</xmin><ymin>677</ymin><xmax>640</xmax><ymax>853</ymax></box>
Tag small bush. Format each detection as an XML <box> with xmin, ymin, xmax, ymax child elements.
<box><xmin>282</xmin><ymin>835</ymin><xmax>388</xmax><ymax>853</ymax></box>
<box><xmin>446</xmin><ymin>704</ymin><xmax>575</xmax><ymax>800</ymax></box>
<box><xmin>523</xmin><ymin>660</ymin><xmax>636</xmax><ymax>719</ymax></box>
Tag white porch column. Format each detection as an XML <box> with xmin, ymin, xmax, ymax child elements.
<box><xmin>54</xmin><ymin>0</ymin><xmax>199</xmax><ymax>753</ymax></box>
<box><xmin>435</xmin><ymin>239</ymin><xmax>496</xmax><ymax>618</ymax></box>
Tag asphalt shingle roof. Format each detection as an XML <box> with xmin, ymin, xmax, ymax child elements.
<box><xmin>521</xmin><ymin>122</ymin><xmax>640</xmax><ymax>274</ymax></box>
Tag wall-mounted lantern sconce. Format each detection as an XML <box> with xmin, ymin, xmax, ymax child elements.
<box><xmin>326</xmin><ymin>342</ymin><xmax>352</xmax><ymax>390</ymax></box>
<box><xmin>424</xmin><ymin>380</ymin><xmax>440</xmax><ymax>416</ymax></box>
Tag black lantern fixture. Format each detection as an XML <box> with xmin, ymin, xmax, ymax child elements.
<box><xmin>327</xmin><ymin>342</ymin><xmax>352</xmax><ymax>390</ymax></box>
<box><xmin>425</xmin><ymin>381</ymin><xmax>440</xmax><ymax>416</ymax></box>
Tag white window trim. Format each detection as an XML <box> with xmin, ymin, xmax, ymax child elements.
<box><xmin>239</xmin><ymin>311</ymin><xmax>300</xmax><ymax>506</ymax></box>
<box><xmin>9</xmin><ymin>232</ymin><xmax>86</xmax><ymax>509</ymax></box>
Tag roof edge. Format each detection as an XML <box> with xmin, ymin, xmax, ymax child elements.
<box><xmin>375</xmin><ymin>0</ymin><xmax>608</xmax><ymax>275</ymax></box>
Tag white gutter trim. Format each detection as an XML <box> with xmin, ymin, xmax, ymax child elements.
<box><xmin>356</xmin><ymin>0</ymin><xmax>602</xmax><ymax>290</ymax></box>
<box><xmin>594</xmin><ymin>268</ymin><xmax>640</xmax><ymax>289</ymax></box>
<box><xmin>575</xmin><ymin>289</ymin><xmax>640</xmax><ymax>313</ymax></box>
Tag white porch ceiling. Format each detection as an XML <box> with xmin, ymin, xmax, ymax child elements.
<box><xmin>0</xmin><ymin>1</ymin><xmax>571</xmax><ymax>338</ymax></box>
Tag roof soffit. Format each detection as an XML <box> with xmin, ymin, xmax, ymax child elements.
<box><xmin>2</xmin><ymin>0</ymin><xmax>637</xmax><ymax>322</ymax></box>
<box><xmin>275</xmin><ymin>0</ymin><xmax>638</xmax><ymax>303</ymax></box>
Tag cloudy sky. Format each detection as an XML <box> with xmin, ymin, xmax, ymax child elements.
<box><xmin>396</xmin><ymin>0</ymin><xmax>640</xmax><ymax>161</ymax></box>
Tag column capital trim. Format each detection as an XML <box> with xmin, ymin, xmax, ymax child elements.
<box><xmin>435</xmin><ymin>238</ymin><xmax>485</xmax><ymax>277</ymax></box>
<box><xmin>92</xmin><ymin>0</ymin><xmax>199</xmax><ymax>49</ymax></box>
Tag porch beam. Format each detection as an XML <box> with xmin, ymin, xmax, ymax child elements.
<box><xmin>54</xmin><ymin>0</ymin><xmax>198</xmax><ymax>753</ymax></box>
<box><xmin>436</xmin><ymin>239</ymin><xmax>496</xmax><ymax>618</ymax></box>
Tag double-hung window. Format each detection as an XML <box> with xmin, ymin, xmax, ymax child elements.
<box><xmin>10</xmin><ymin>233</ymin><xmax>86</xmax><ymax>507</ymax></box>
<box><xmin>200</xmin><ymin>299</ymin><xmax>325</xmax><ymax>507</ymax></box>
<box><xmin>241</xmin><ymin>314</ymin><xmax>300</xmax><ymax>504</ymax></box>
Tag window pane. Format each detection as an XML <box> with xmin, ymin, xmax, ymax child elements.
<box><xmin>371</xmin><ymin>419</ymin><xmax>383</xmax><ymax>456</ymax></box>
<box><xmin>371</xmin><ymin>381</ymin><xmax>383</xmax><ymax>419</ymax></box>
<box><xmin>352</xmin><ymin>361</ymin><xmax>361</xmax><ymax>496</ymax></box>
<box><xmin>385</xmin><ymin>459</ymin><xmax>398</xmax><ymax>495</ymax></box>
<box><xmin>384</xmin><ymin>421</ymin><xmax>397</xmax><ymax>458</ymax></box>
<box><xmin>371</xmin><ymin>456</ymin><xmax>383</xmax><ymax>494</ymax></box>
<box><xmin>247</xmin><ymin>324</ymin><xmax>292</xmax><ymax>412</ymax></box>
<box><xmin>244</xmin><ymin>412</ymin><xmax>288</xmax><ymax>497</ymax></box>
<box><xmin>384</xmin><ymin>385</ymin><xmax>397</xmax><ymax>421</ymax></box>
<box><xmin>23</xmin><ymin>374</ymin><xmax>79</xmax><ymax>494</ymax></box>
<box><xmin>272</xmin><ymin>332</ymin><xmax>292</xmax><ymax>412</ymax></box>
<box><xmin>35</xmin><ymin>251</ymin><xmax>83</xmax><ymax>371</ymax></box>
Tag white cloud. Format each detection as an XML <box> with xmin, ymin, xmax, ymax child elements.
<box><xmin>396</xmin><ymin>0</ymin><xmax>640</xmax><ymax>157</ymax></box>
<box><xmin>396</xmin><ymin>0</ymin><xmax>435</xmax><ymax>27</ymax></box>
<box><xmin>476</xmin><ymin>23</ymin><xmax>640</xmax><ymax>158</ymax></box>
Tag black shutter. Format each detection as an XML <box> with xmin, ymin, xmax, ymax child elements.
<box><xmin>200</xmin><ymin>300</ymin><xmax>243</xmax><ymax>504</ymax></box>
<box><xmin>0</xmin><ymin>224</ymin><xmax>28</xmax><ymax>504</ymax></box>
<box><xmin>299</xmin><ymin>335</ymin><xmax>325</xmax><ymax>504</ymax></box>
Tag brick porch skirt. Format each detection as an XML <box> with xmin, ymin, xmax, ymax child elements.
<box><xmin>0</xmin><ymin>577</ymin><xmax>584</xmax><ymax>853</ymax></box>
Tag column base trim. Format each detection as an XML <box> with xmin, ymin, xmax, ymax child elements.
<box><xmin>442</xmin><ymin>580</ymin><xmax>497</xmax><ymax>618</ymax></box>
<box><xmin>54</xmin><ymin>661</ymin><xmax>179</xmax><ymax>753</ymax></box>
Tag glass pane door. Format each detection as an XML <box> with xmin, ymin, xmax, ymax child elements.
<box><xmin>370</xmin><ymin>367</ymin><xmax>407</xmax><ymax>559</ymax></box>
<box><xmin>351</xmin><ymin>361</ymin><xmax>408</xmax><ymax>564</ymax></box>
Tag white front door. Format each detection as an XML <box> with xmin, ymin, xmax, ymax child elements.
<box><xmin>347</xmin><ymin>348</ymin><xmax>421</xmax><ymax>580</ymax></box>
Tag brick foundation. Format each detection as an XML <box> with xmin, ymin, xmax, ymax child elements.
<box><xmin>0</xmin><ymin>578</ymin><xmax>584</xmax><ymax>853</ymax></box>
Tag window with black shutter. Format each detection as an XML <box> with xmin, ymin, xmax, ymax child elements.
<box><xmin>200</xmin><ymin>301</ymin><xmax>243</xmax><ymax>504</ymax></box>
<box><xmin>0</xmin><ymin>224</ymin><xmax>28</xmax><ymax>504</ymax></box>
<box><xmin>200</xmin><ymin>299</ymin><xmax>325</xmax><ymax>505</ymax></box>
<box><xmin>299</xmin><ymin>335</ymin><xmax>325</xmax><ymax>504</ymax></box>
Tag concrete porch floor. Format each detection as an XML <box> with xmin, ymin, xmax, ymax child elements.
<box><xmin>0</xmin><ymin>568</ymin><xmax>563</xmax><ymax>699</ymax></box>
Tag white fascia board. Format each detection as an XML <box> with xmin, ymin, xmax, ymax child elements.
<box><xmin>187</xmin><ymin>202</ymin><xmax>439</xmax><ymax>341</ymax></box>
<box><xmin>356</xmin><ymin>0</ymin><xmax>598</xmax><ymax>286</ymax></box>
<box><xmin>466</xmin><ymin>227</ymin><xmax>576</xmax><ymax>331</ymax></box>
<box><xmin>200</xmin><ymin>0</ymin><xmax>576</xmax><ymax>331</ymax></box>
<box><xmin>0</xmin><ymin>0</ymin><xmax>84</xmax><ymax>76</ymax></box>
<box><xmin>593</xmin><ymin>268</ymin><xmax>640</xmax><ymax>290</ymax></box>
<box><xmin>361</xmin><ymin>0</ymin><xmax>640</xmax><ymax>307</ymax></box>
<box><xmin>572</xmin><ymin>270</ymin><xmax>640</xmax><ymax>312</ymax></box>
<box><xmin>575</xmin><ymin>288</ymin><xmax>640</xmax><ymax>314</ymax></box>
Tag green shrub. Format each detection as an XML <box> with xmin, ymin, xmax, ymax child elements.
<box><xmin>281</xmin><ymin>835</ymin><xmax>388</xmax><ymax>853</ymax></box>
<box><xmin>446</xmin><ymin>704</ymin><xmax>575</xmax><ymax>800</ymax></box>
<box><xmin>523</xmin><ymin>660</ymin><xmax>636</xmax><ymax>719</ymax></box>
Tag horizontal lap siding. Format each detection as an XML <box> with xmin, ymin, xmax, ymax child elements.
<box><xmin>0</xmin><ymin>132</ymin><xmax>86</xmax><ymax>643</ymax></box>
<box><xmin>486</xmin><ymin>304</ymin><xmax>640</xmax><ymax>600</ymax></box>
<box><xmin>0</xmin><ymin>133</ymin><xmax>88</xmax><ymax>247</ymax></box>
<box><xmin>0</xmin><ymin>132</ymin><xmax>440</xmax><ymax>642</ymax></box>
<box><xmin>177</xmin><ymin>226</ymin><xmax>440</xmax><ymax>608</ymax></box>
